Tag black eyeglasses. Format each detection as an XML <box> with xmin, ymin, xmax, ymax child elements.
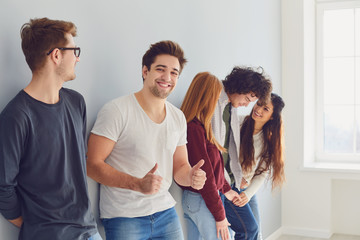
<box><xmin>47</xmin><ymin>47</ymin><xmax>81</xmax><ymax>57</ymax></box>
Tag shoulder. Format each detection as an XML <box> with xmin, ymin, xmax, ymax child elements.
<box><xmin>61</xmin><ymin>88</ymin><xmax>86</xmax><ymax>108</ymax></box>
<box><xmin>166</xmin><ymin>101</ymin><xmax>183</xmax><ymax>115</ymax></box>
<box><xmin>238</xmin><ymin>115</ymin><xmax>247</xmax><ymax>125</ymax></box>
<box><xmin>0</xmin><ymin>91</ymin><xmax>29</xmax><ymax>119</ymax></box>
<box><xmin>187</xmin><ymin>119</ymin><xmax>206</xmax><ymax>139</ymax></box>
<box><xmin>102</xmin><ymin>94</ymin><xmax>133</xmax><ymax>112</ymax></box>
<box><xmin>96</xmin><ymin>94</ymin><xmax>133</xmax><ymax>120</ymax></box>
<box><xmin>61</xmin><ymin>88</ymin><xmax>84</xmax><ymax>100</ymax></box>
<box><xmin>166</xmin><ymin>101</ymin><xmax>186</xmax><ymax>122</ymax></box>
<box><xmin>0</xmin><ymin>91</ymin><xmax>32</xmax><ymax>130</ymax></box>
<box><xmin>187</xmin><ymin>118</ymin><xmax>204</xmax><ymax>131</ymax></box>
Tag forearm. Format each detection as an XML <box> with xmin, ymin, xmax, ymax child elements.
<box><xmin>173</xmin><ymin>162</ymin><xmax>192</xmax><ymax>187</ymax></box>
<box><xmin>0</xmin><ymin>185</ymin><xmax>22</xmax><ymax>221</ymax></box>
<box><xmin>87</xmin><ymin>133</ymin><xmax>143</xmax><ymax>192</ymax></box>
<box><xmin>200</xmin><ymin>188</ymin><xmax>226</xmax><ymax>221</ymax></box>
<box><xmin>87</xmin><ymin>160</ymin><xmax>141</xmax><ymax>191</ymax></box>
<box><xmin>244</xmin><ymin>172</ymin><xmax>268</xmax><ymax>199</ymax></box>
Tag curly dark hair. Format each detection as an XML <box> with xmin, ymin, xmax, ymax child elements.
<box><xmin>222</xmin><ymin>66</ymin><xmax>272</xmax><ymax>105</ymax></box>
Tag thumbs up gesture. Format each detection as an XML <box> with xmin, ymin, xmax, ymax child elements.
<box><xmin>139</xmin><ymin>163</ymin><xmax>163</xmax><ymax>195</ymax></box>
<box><xmin>189</xmin><ymin>159</ymin><xmax>206</xmax><ymax>190</ymax></box>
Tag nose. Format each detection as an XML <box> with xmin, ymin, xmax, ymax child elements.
<box><xmin>162</xmin><ymin>70</ymin><xmax>171</xmax><ymax>81</ymax></box>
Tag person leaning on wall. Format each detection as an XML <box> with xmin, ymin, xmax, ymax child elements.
<box><xmin>86</xmin><ymin>40</ymin><xmax>207</xmax><ymax>240</ymax></box>
<box><xmin>180</xmin><ymin>71</ymin><xmax>243</xmax><ymax>240</ymax></box>
<box><xmin>0</xmin><ymin>17</ymin><xmax>102</xmax><ymax>240</ymax></box>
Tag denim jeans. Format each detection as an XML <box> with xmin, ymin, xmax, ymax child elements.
<box><xmin>248</xmin><ymin>194</ymin><xmax>263</xmax><ymax>240</ymax></box>
<box><xmin>182</xmin><ymin>190</ymin><xmax>226</xmax><ymax>240</ymax></box>
<box><xmin>87</xmin><ymin>232</ymin><xmax>103</xmax><ymax>240</ymax></box>
<box><xmin>101</xmin><ymin>207</ymin><xmax>184</xmax><ymax>240</ymax></box>
<box><xmin>223</xmin><ymin>186</ymin><xmax>258</xmax><ymax>240</ymax></box>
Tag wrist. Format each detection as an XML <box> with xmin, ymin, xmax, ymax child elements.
<box><xmin>129</xmin><ymin>176</ymin><xmax>142</xmax><ymax>192</ymax></box>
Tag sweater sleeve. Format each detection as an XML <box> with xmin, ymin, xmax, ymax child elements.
<box><xmin>221</xmin><ymin>179</ymin><xmax>232</xmax><ymax>194</ymax></box>
<box><xmin>243</xmin><ymin>163</ymin><xmax>269</xmax><ymax>199</ymax></box>
<box><xmin>186</xmin><ymin>123</ymin><xmax>226</xmax><ymax>222</ymax></box>
<box><xmin>0</xmin><ymin>112</ymin><xmax>25</xmax><ymax>220</ymax></box>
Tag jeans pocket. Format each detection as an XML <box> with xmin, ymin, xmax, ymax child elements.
<box><xmin>183</xmin><ymin>190</ymin><xmax>202</xmax><ymax>214</ymax></box>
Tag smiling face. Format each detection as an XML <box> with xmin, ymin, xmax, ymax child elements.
<box><xmin>227</xmin><ymin>92</ymin><xmax>257</xmax><ymax>108</ymax></box>
<box><xmin>142</xmin><ymin>54</ymin><xmax>180</xmax><ymax>99</ymax></box>
<box><xmin>252</xmin><ymin>100</ymin><xmax>274</xmax><ymax>124</ymax></box>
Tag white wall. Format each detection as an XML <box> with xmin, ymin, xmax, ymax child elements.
<box><xmin>281</xmin><ymin>0</ymin><xmax>360</xmax><ymax>238</ymax></box>
<box><xmin>0</xmin><ymin>1</ymin><xmax>282</xmax><ymax>239</ymax></box>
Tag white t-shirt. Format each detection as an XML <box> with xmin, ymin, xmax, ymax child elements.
<box><xmin>91</xmin><ymin>94</ymin><xmax>187</xmax><ymax>218</ymax></box>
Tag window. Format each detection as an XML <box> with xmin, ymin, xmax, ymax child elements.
<box><xmin>316</xmin><ymin>0</ymin><xmax>360</xmax><ymax>162</ymax></box>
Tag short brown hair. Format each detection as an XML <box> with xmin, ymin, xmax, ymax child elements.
<box><xmin>142</xmin><ymin>40</ymin><xmax>187</xmax><ymax>74</ymax></box>
<box><xmin>20</xmin><ymin>17</ymin><xmax>77</xmax><ymax>72</ymax></box>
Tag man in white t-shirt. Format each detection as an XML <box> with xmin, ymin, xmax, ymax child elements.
<box><xmin>87</xmin><ymin>40</ymin><xmax>206</xmax><ymax>240</ymax></box>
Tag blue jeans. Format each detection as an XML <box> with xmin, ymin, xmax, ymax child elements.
<box><xmin>182</xmin><ymin>190</ymin><xmax>226</xmax><ymax>240</ymax></box>
<box><xmin>101</xmin><ymin>207</ymin><xmax>184</xmax><ymax>240</ymax></box>
<box><xmin>223</xmin><ymin>186</ymin><xmax>258</xmax><ymax>240</ymax></box>
<box><xmin>248</xmin><ymin>194</ymin><xmax>263</xmax><ymax>240</ymax></box>
<box><xmin>88</xmin><ymin>232</ymin><xmax>103</xmax><ymax>240</ymax></box>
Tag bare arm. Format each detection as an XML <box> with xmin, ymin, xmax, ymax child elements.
<box><xmin>9</xmin><ymin>216</ymin><xmax>23</xmax><ymax>228</ymax></box>
<box><xmin>172</xmin><ymin>145</ymin><xmax>206</xmax><ymax>189</ymax></box>
<box><xmin>87</xmin><ymin>133</ymin><xmax>162</xmax><ymax>194</ymax></box>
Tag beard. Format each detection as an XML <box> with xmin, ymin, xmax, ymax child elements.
<box><xmin>56</xmin><ymin>62</ymin><xmax>76</xmax><ymax>82</ymax></box>
<box><xmin>149</xmin><ymin>84</ymin><xmax>173</xmax><ymax>99</ymax></box>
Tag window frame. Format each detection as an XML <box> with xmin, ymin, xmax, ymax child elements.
<box><xmin>316</xmin><ymin>0</ymin><xmax>360</xmax><ymax>162</ymax></box>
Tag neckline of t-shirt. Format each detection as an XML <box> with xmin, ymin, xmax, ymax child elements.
<box><xmin>253</xmin><ymin>130</ymin><xmax>263</xmax><ymax>139</ymax></box>
<box><xmin>21</xmin><ymin>89</ymin><xmax>64</xmax><ymax>108</ymax></box>
<box><xmin>131</xmin><ymin>93</ymin><xmax>167</xmax><ymax>126</ymax></box>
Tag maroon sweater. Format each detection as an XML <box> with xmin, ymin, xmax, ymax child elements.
<box><xmin>182</xmin><ymin>118</ymin><xmax>231</xmax><ymax>221</ymax></box>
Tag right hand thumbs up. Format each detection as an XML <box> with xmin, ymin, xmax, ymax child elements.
<box><xmin>148</xmin><ymin>163</ymin><xmax>158</xmax><ymax>174</ymax></box>
<box><xmin>139</xmin><ymin>163</ymin><xmax>163</xmax><ymax>195</ymax></box>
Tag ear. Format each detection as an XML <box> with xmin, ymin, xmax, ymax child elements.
<box><xmin>49</xmin><ymin>48</ymin><xmax>62</xmax><ymax>65</ymax></box>
<box><xmin>142</xmin><ymin>65</ymin><xmax>149</xmax><ymax>79</ymax></box>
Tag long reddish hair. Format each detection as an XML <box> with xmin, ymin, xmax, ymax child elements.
<box><xmin>181</xmin><ymin>72</ymin><xmax>225</xmax><ymax>152</ymax></box>
<box><xmin>240</xmin><ymin>93</ymin><xmax>285</xmax><ymax>189</ymax></box>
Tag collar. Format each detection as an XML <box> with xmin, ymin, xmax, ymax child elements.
<box><xmin>219</xmin><ymin>87</ymin><xmax>230</xmax><ymax>106</ymax></box>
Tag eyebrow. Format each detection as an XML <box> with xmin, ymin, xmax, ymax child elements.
<box><xmin>155</xmin><ymin>64</ymin><xmax>180</xmax><ymax>73</ymax></box>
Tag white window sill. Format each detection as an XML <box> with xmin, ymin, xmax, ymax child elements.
<box><xmin>302</xmin><ymin>162</ymin><xmax>360</xmax><ymax>174</ymax></box>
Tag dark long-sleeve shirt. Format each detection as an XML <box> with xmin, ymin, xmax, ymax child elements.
<box><xmin>181</xmin><ymin>118</ymin><xmax>231</xmax><ymax>221</ymax></box>
<box><xmin>0</xmin><ymin>88</ymin><xmax>96</xmax><ymax>240</ymax></box>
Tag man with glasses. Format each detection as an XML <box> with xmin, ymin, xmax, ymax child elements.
<box><xmin>0</xmin><ymin>18</ymin><xmax>101</xmax><ymax>240</ymax></box>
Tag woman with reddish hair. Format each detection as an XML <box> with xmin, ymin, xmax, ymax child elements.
<box><xmin>180</xmin><ymin>72</ymin><xmax>241</xmax><ymax>240</ymax></box>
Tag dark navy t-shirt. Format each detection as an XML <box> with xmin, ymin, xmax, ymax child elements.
<box><xmin>0</xmin><ymin>88</ymin><xmax>96</xmax><ymax>240</ymax></box>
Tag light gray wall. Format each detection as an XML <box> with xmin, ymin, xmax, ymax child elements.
<box><xmin>0</xmin><ymin>1</ymin><xmax>282</xmax><ymax>239</ymax></box>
